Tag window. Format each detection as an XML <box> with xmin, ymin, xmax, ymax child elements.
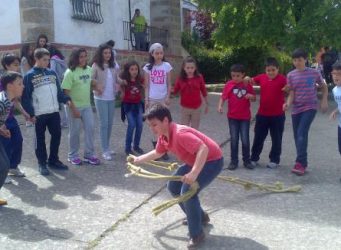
<box><xmin>70</xmin><ymin>0</ymin><xmax>104</xmax><ymax>24</ymax></box>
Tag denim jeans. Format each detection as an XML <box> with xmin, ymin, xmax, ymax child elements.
<box><xmin>123</xmin><ymin>103</ymin><xmax>143</xmax><ymax>151</ymax></box>
<box><xmin>0</xmin><ymin>116</ymin><xmax>23</xmax><ymax>169</ymax></box>
<box><xmin>228</xmin><ymin>118</ymin><xmax>250</xmax><ymax>164</ymax></box>
<box><xmin>94</xmin><ymin>99</ymin><xmax>115</xmax><ymax>153</ymax></box>
<box><xmin>167</xmin><ymin>157</ymin><xmax>223</xmax><ymax>238</ymax></box>
<box><xmin>291</xmin><ymin>109</ymin><xmax>316</xmax><ymax>167</ymax></box>
<box><xmin>35</xmin><ymin>112</ymin><xmax>61</xmax><ymax>165</ymax></box>
<box><xmin>134</xmin><ymin>32</ymin><xmax>146</xmax><ymax>51</ymax></box>
<box><xmin>251</xmin><ymin>114</ymin><xmax>285</xmax><ymax>164</ymax></box>
<box><xmin>0</xmin><ymin>140</ymin><xmax>10</xmax><ymax>190</ymax></box>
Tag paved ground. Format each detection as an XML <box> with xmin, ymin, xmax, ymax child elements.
<box><xmin>1</xmin><ymin>93</ymin><xmax>341</xmax><ymax>250</ymax></box>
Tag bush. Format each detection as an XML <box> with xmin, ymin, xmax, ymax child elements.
<box><xmin>181</xmin><ymin>32</ymin><xmax>292</xmax><ymax>83</ymax></box>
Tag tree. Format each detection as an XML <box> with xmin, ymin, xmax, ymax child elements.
<box><xmin>195</xmin><ymin>0</ymin><xmax>341</xmax><ymax>52</ymax></box>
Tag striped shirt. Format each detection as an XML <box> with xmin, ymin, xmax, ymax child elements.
<box><xmin>0</xmin><ymin>91</ymin><xmax>13</xmax><ymax>127</ymax></box>
<box><xmin>287</xmin><ymin>67</ymin><xmax>323</xmax><ymax>114</ymax></box>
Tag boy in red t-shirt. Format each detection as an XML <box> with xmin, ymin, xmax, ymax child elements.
<box><xmin>245</xmin><ymin>57</ymin><xmax>287</xmax><ymax>169</ymax></box>
<box><xmin>131</xmin><ymin>104</ymin><xmax>223</xmax><ymax>249</ymax></box>
<box><xmin>218</xmin><ymin>64</ymin><xmax>256</xmax><ymax>170</ymax></box>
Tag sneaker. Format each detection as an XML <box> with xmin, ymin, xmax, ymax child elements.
<box><xmin>267</xmin><ymin>162</ymin><xmax>278</xmax><ymax>169</ymax></box>
<box><xmin>291</xmin><ymin>162</ymin><xmax>305</xmax><ymax>175</ymax></box>
<box><xmin>244</xmin><ymin>161</ymin><xmax>255</xmax><ymax>169</ymax></box>
<box><xmin>182</xmin><ymin>212</ymin><xmax>210</xmax><ymax>226</ymax></box>
<box><xmin>39</xmin><ymin>163</ymin><xmax>50</xmax><ymax>176</ymax></box>
<box><xmin>133</xmin><ymin>147</ymin><xmax>144</xmax><ymax>155</ymax></box>
<box><xmin>48</xmin><ymin>160</ymin><xmax>69</xmax><ymax>170</ymax></box>
<box><xmin>250</xmin><ymin>161</ymin><xmax>259</xmax><ymax>168</ymax></box>
<box><xmin>102</xmin><ymin>152</ymin><xmax>113</xmax><ymax>161</ymax></box>
<box><xmin>84</xmin><ymin>156</ymin><xmax>101</xmax><ymax>165</ymax></box>
<box><xmin>8</xmin><ymin>167</ymin><xmax>25</xmax><ymax>177</ymax></box>
<box><xmin>4</xmin><ymin>176</ymin><xmax>13</xmax><ymax>184</ymax></box>
<box><xmin>0</xmin><ymin>198</ymin><xmax>7</xmax><ymax>206</ymax></box>
<box><xmin>227</xmin><ymin>162</ymin><xmax>238</xmax><ymax>170</ymax></box>
<box><xmin>187</xmin><ymin>231</ymin><xmax>205</xmax><ymax>249</ymax></box>
<box><xmin>68</xmin><ymin>157</ymin><xmax>82</xmax><ymax>165</ymax></box>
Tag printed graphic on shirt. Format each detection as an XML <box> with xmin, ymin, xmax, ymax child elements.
<box><xmin>150</xmin><ymin>69</ymin><xmax>166</xmax><ymax>84</ymax></box>
<box><xmin>232</xmin><ymin>86</ymin><xmax>247</xmax><ymax>98</ymax></box>
<box><xmin>32</xmin><ymin>74</ymin><xmax>57</xmax><ymax>89</ymax></box>
<box><xmin>79</xmin><ymin>74</ymin><xmax>90</xmax><ymax>84</ymax></box>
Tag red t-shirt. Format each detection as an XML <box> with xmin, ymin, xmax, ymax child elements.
<box><xmin>221</xmin><ymin>80</ymin><xmax>255</xmax><ymax>120</ymax></box>
<box><xmin>122</xmin><ymin>78</ymin><xmax>144</xmax><ymax>103</ymax></box>
<box><xmin>156</xmin><ymin>123</ymin><xmax>222</xmax><ymax>166</ymax></box>
<box><xmin>253</xmin><ymin>73</ymin><xmax>287</xmax><ymax>116</ymax></box>
<box><xmin>173</xmin><ymin>74</ymin><xmax>207</xmax><ymax>109</ymax></box>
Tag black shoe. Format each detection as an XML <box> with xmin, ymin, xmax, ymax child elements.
<box><xmin>48</xmin><ymin>160</ymin><xmax>68</xmax><ymax>170</ymax></box>
<box><xmin>133</xmin><ymin>147</ymin><xmax>144</xmax><ymax>155</ymax></box>
<box><xmin>125</xmin><ymin>149</ymin><xmax>134</xmax><ymax>156</ymax></box>
<box><xmin>182</xmin><ymin>212</ymin><xmax>210</xmax><ymax>226</ymax></box>
<box><xmin>161</xmin><ymin>153</ymin><xmax>169</xmax><ymax>161</ymax></box>
<box><xmin>244</xmin><ymin>161</ymin><xmax>255</xmax><ymax>169</ymax></box>
<box><xmin>227</xmin><ymin>162</ymin><xmax>238</xmax><ymax>170</ymax></box>
<box><xmin>187</xmin><ymin>231</ymin><xmax>205</xmax><ymax>249</ymax></box>
<box><xmin>39</xmin><ymin>163</ymin><xmax>50</xmax><ymax>176</ymax></box>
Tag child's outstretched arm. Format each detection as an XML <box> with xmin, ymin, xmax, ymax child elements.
<box><xmin>217</xmin><ymin>97</ymin><xmax>224</xmax><ymax>113</ymax></box>
<box><xmin>319</xmin><ymin>82</ymin><xmax>329</xmax><ymax>112</ymax></box>
<box><xmin>131</xmin><ymin>149</ymin><xmax>164</xmax><ymax>165</ymax></box>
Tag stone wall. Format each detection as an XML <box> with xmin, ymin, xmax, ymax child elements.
<box><xmin>19</xmin><ymin>0</ymin><xmax>54</xmax><ymax>43</ymax></box>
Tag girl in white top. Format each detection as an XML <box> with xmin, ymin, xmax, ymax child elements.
<box><xmin>143</xmin><ymin>43</ymin><xmax>173</xmax><ymax>160</ymax></box>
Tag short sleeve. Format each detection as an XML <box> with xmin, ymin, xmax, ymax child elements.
<box><xmin>253</xmin><ymin>74</ymin><xmax>262</xmax><ymax>85</ymax></box>
<box><xmin>61</xmin><ymin>69</ymin><xmax>73</xmax><ymax>90</ymax></box>
<box><xmin>164</xmin><ymin>62</ymin><xmax>173</xmax><ymax>73</ymax></box>
<box><xmin>221</xmin><ymin>82</ymin><xmax>232</xmax><ymax>100</ymax></box>
<box><xmin>247</xmin><ymin>83</ymin><xmax>255</xmax><ymax>95</ymax></box>
<box><xmin>143</xmin><ymin>64</ymin><xmax>150</xmax><ymax>74</ymax></box>
<box><xmin>287</xmin><ymin>72</ymin><xmax>294</xmax><ymax>90</ymax></box>
<box><xmin>177</xmin><ymin>132</ymin><xmax>204</xmax><ymax>155</ymax></box>
<box><xmin>155</xmin><ymin>137</ymin><xmax>168</xmax><ymax>154</ymax></box>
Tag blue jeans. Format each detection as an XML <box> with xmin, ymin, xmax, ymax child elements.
<box><xmin>123</xmin><ymin>103</ymin><xmax>143</xmax><ymax>151</ymax></box>
<box><xmin>228</xmin><ymin>118</ymin><xmax>250</xmax><ymax>164</ymax></box>
<box><xmin>251</xmin><ymin>114</ymin><xmax>285</xmax><ymax>164</ymax></box>
<box><xmin>94</xmin><ymin>99</ymin><xmax>115</xmax><ymax>153</ymax></box>
<box><xmin>167</xmin><ymin>157</ymin><xmax>223</xmax><ymax>238</ymax></box>
<box><xmin>291</xmin><ymin>109</ymin><xmax>316</xmax><ymax>167</ymax></box>
<box><xmin>0</xmin><ymin>116</ymin><xmax>23</xmax><ymax>169</ymax></box>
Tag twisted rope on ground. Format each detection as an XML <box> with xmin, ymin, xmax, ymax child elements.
<box><xmin>125</xmin><ymin>156</ymin><xmax>301</xmax><ymax>215</ymax></box>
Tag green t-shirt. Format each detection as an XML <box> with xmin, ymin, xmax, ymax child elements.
<box><xmin>62</xmin><ymin>66</ymin><xmax>92</xmax><ymax>108</ymax></box>
<box><xmin>133</xmin><ymin>15</ymin><xmax>146</xmax><ymax>32</ymax></box>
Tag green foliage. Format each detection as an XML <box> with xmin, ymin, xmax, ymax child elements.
<box><xmin>195</xmin><ymin>0</ymin><xmax>341</xmax><ymax>52</ymax></box>
<box><xmin>182</xmin><ymin>32</ymin><xmax>292</xmax><ymax>82</ymax></box>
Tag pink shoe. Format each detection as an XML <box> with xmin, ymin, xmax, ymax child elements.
<box><xmin>84</xmin><ymin>156</ymin><xmax>101</xmax><ymax>165</ymax></box>
<box><xmin>68</xmin><ymin>157</ymin><xmax>82</xmax><ymax>165</ymax></box>
<box><xmin>291</xmin><ymin>162</ymin><xmax>305</xmax><ymax>175</ymax></box>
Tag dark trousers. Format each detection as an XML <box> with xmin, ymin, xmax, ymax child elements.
<box><xmin>337</xmin><ymin>126</ymin><xmax>341</xmax><ymax>154</ymax></box>
<box><xmin>228</xmin><ymin>118</ymin><xmax>250</xmax><ymax>164</ymax></box>
<box><xmin>123</xmin><ymin>103</ymin><xmax>143</xmax><ymax>152</ymax></box>
<box><xmin>292</xmin><ymin>109</ymin><xmax>316</xmax><ymax>167</ymax></box>
<box><xmin>251</xmin><ymin>114</ymin><xmax>285</xmax><ymax>164</ymax></box>
<box><xmin>35</xmin><ymin>112</ymin><xmax>61</xmax><ymax>165</ymax></box>
<box><xmin>0</xmin><ymin>140</ymin><xmax>10</xmax><ymax>190</ymax></box>
<box><xmin>0</xmin><ymin>116</ymin><xmax>23</xmax><ymax>169</ymax></box>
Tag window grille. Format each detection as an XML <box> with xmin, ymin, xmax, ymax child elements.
<box><xmin>70</xmin><ymin>0</ymin><xmax>104</xmax><ymax>24</ymax></box>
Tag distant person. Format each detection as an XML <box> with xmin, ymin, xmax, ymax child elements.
<box><xmin>106</xmin><ymin>40</ymin><xmax>119</xmax><ymax>69</ymax></box>
<box><xmin>36</xmin><ymin>34</ymin><xmax>49</xmax><ymax>49</ymax></box>
<box><xmin>131</xmin><ymin>9</ymin><xmax>147</xmax><ymax>51</ymax></box>
<box><xmin>322</xmin><ymin>46</ymin><xmax>338</xmax><ymax>84</ymax></box>
<box><xmin>283</xmin><ymin>48</ymin><xmax>328</xmax><ymax>176</ymax></box>
<box><xmin>20</xmin><ymin>43</ymin><xmax>34</xmax><ymax>75</ymax></box>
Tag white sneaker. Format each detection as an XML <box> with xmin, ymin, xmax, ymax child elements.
<box><xmin>102</xmin><ymin>152</ymin><xmax>113</xmax><ymax>161</ymax></box>
<box><xmin>267</xmin><ymin>162</ymin><xmax>278</xmax><ymax>169</ymax></box>
<box><xmin>4</xmin><ymin>176</ymin><xmax>13</xmax><ymax>184</ymax></box>
<box><xmin>109</xmin><ymin>150</ymin><xmax>116</xmax><ymax>155</ymax></box>
<box><xmin>250</xmin><ymin>161</ymin><xmax>259</xmax><ymax>168</ymax></box>
<box><xmin>26</xmin><ymin>121</ymin><xmax>33</xmax><ymax>127</ymax></box>
<box><xmin>8</xmin><ymin>168</ymin><xmax>26</xmax><ymax>177</ymax></box>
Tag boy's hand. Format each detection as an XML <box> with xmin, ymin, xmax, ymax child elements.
<box><xmin>72</xmin><ymin>109</ymin><xmax>81</xmax><ymax>119</ymax></box>
<box><xmin>283</xmin><ymin>103</ymin><xmax>290</xmax><ymax>111</ymax></box>
<box><xmin>243</xmin><ymin>76</ymin><xmax>252</xmax><ymax>84</ymax></box>
<box><xmin>282</xmin><ymin>85</ymin><xmax>290</xmax><ymax>93</ymax></box>
<box><xmin>320</xmin><ymin>100</ymin><xmax>328</xmax><ymax>113</ymax></box>
<box><xmin>182</xmin><ymin>171</ymin><xmax>198</xmax><ymax>185</ymax></box>
<box><xmin>245</xmin><ymin>94</ymin><xmax>255</xmax><ymax>100</ymax></box>
<box><xmin>217</xmin><ymin>106</ymin><xmax>223</xmax><ymax>113</ymax></box>
<box><xmin>204</xmin><ymin>104</ymin><xmax>209</xmax><ymax>114</ymax></box>
<box><xmin>329</xmin><ymin>111</ymin><xmax>337</xmax><ymax>120</ymax></box>
<box><xmin>0</xmin><ymin>125</ymin><xmax>11</xmax><ymax>138</ymax></box>
<box><xmin>30</xmin><ymin>116</ymin><xmax>36</xmax><ymax>124</ymax></box>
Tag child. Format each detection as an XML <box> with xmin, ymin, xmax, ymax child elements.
<box><xmin>20</xmin><ymin>43</ymin><xmax>34</xmax><ymax>75</ymax></box>
<box><xmin>131</xmin><ymin>104</ymin><xmax>223</xmax><ymax>249</ymax></box>
<box><xmin>1</xmin><ymin>54</ymin><xmax>31</xmax><ymax>183</ymax></box>
<box><xmin>120</xmin><ymin>61</ymin><xmax>144</xmax><ymax>156</ymax></box>
<box><xmin>35</xmin><ymin>34</ymin><xmax>49</xmax><ymax>49</ymax></box>
<box><xmin>22</xmin><ymin>48</ymin><xmax>74</xmax><ymax>175</ymax></box>
<box><xmin>91</xmin><ymin>44</ymin><xmax>121</xmax><ymax>161</ymax></box>
<box><xmin>246</xmin><ymin>57</ymin><xmax>287</xmax><ymax>169</ymax></box>
<box><xmin>173</xmin><ymin>57</ymin><xmax>208</xmax><ymax>130</ymax></box>
<box><xmin>0</xmin><ymin>72</ymin><xmax>24</xmax><ymax>205</ymax></box>
<box><xmin>284</xmin><ymin>48</ymin><xmax>328</xmax><ymax>175</ymax></box>
<box><xmin>329</xmin><ymin>62</ymin><xmax>341</xmax><ymax>181</ymax></box>
<box><xmin>218</xmin><ymin>64</ymin><xmax>256</xmax><ymax>170</ymax></box>
<box><xmin>49</xmin><ymin>46</ymin><xmax>68</xmax><ymax>128</ymax></box>
<box><xmin>143</xmin><ymin>43</ymin><xmax>172</xmax><ymax>160</ymax></box>
<box><xmin>62</xmin><ymin>48</ymin><xmax>100</xmax><ymax>166</ymax></box>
